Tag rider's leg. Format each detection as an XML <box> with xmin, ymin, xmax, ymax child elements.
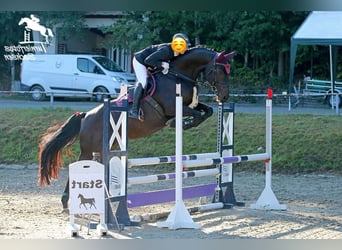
<box><xmin>130</xmin><ymin>83</ymin><xmax>144</xmax><ymax>118</ymax></box>
<box><xmin>130</xmin><ymin>58</ymin><xmax>147</xmax><ymax>119</ymax></box>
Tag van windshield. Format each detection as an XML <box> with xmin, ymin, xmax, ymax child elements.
<box><xmin>93</xmin><ymin>56</ymin><xmax>124</xmax><ymax>72</ymax></box>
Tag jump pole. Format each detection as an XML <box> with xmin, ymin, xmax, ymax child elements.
<box><xmin>156</xmin><ymin>83</ymin><xmax>200</xmax><ymax>229</ymax></box>
<box><xmin>250</xmin><ymin>88</ymin><xmax>287</xmax><ymax>210</ymax></box>
<box><xmin>127</xmin><ymin>152</ymin><xmax>220</xmax><ymax>167</ymax></box>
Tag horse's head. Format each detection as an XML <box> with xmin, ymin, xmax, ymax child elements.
<box><xmin>170</xmin><ymin>47</ymin><xmax>235</xmax><ymax>103</ymax></box>
<box><xmin>203</xmin><ymin>50</ymin><xmax>236</xmax><ymax>103</ymax></box>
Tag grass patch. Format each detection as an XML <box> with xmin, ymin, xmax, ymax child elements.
<box><xmin>1</xmin><ymin>107</ymin><xmax>342</xmax><ymax>174</ymax></box>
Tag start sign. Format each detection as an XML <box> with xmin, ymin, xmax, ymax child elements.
<box><xmin>69</xmin><ymin>160</ymin><xmax>105</xmax><ymax>215</ymax></box>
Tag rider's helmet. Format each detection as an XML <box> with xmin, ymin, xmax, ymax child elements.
<box><xmin>171</xmin><ymin>33</ymin><xmax>190</xmax><ymax>54</ymax></box>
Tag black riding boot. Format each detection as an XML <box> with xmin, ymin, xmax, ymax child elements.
<box><xmin>130</xmin><ymin>83</ymin><xmax>143</xmax><ymax>119</ymax></box>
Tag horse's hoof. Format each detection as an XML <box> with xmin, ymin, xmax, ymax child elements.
<box><xmin>183</xmin><ymin>124</ymin><xmax>193</xmax><ymax>130</ymax></box>
<box><xmin>61</xmin><ymin>208</ymin><xmax>70</xmax><ymax>214</ymax></box>
<box><xmin>165</xmin><ymin>118</ymin><xmax>176</xmax><ymax>128</ymax></box>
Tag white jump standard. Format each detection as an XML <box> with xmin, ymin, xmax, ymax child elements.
<box><xmin>157</xmin><ymin>83</ymin><xmax>200</xmax><ymax>229</ymax></box>
<box><xmin>250</xmin><ymin>88</ymin><xmax>286</xmax><ymax>210</ymax></box>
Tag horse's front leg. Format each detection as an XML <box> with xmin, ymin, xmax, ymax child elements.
<box><xmin>165</xmin><ymin>103</ymin><xmax>213</xmax><ymax>130</ymax></box>
<box><xmin>194</xmin><ymin>102</ymin><xmax>213</xmax><ymax>121</ymax></box>
<box><xmin>182</xmin><ymin>103</ymin><xmax>214</xmax><ymax>129</ymax></box>
<box><xmin>183</xmin><ymin>105</ymin><xmax>208</xmax><ymax>130</ymax></box>
<box><xmin>165</xmin><ymin>105</ymin><xmax>201</xmax><ymax>130</ymax></box>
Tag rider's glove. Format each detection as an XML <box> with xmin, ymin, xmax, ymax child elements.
<box><xmin>161</xmin><ymin>62</ymin><xmax>169</xmax><ymax>74</ymax></box>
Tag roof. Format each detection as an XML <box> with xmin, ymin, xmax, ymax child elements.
<box><xmin>292</xmin><ymin>11</ymin><xmax>342</xmax><ymax>45</ymax></box>
<box><xmin>289</xmin><ymin>11</ymin><xmax>342</xmax><ymax>93</ymax></box>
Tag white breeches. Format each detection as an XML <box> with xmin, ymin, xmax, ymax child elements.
<box><xmin>133</xmin><ymin>57</ymin><xmax>148</xmax><ymax>88</ymax></box>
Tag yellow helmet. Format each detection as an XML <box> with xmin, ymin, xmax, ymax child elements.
<box><xmin>171</xmin><ymin>33</ymin><xmax>190</xmax><ymax>54</ymax></box>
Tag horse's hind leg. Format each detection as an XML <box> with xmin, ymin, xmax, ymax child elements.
<box><xmin>61</xmin><ymin>179</ymin><xmax>70</xmax><ymax>213</ymax></box>
<box><xmin>60</xmin><ymin>144</ymin><xmax>95</xmax><ymax>211</ymax></box>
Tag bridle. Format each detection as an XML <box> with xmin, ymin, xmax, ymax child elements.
<box><xmin>165</xmin><ymin>57</ymin><xmax>231</xmax><ymax>95</ymax></box>
<box><xmin>202</xmin><ymin>58</ymin><xmax>231</xmax><ymax>94</ymax></box>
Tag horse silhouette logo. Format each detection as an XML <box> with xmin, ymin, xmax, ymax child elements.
<box><xmin>77</xmin><ymin>193</ymin><xmax>97</xmax><ymax>210</ymax></box>
<box><xmin>18</xmin><ymin>14</ymin><xmax>54</xmax><ymax>44</ymax></box>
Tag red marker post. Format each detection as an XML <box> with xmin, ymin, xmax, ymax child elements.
<box><xmin>267</xmin><ymin>88</ymin><xmax>273</xmax><ymax>99</ymax></box>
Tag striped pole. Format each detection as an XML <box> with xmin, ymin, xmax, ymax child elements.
<box><xmin>128</xmin><ymin>168</ymin><xmax>220</xmax><ymax>185</ymax></box>
<box><xmin>182</xmin><ymin>153</ymin><xmax>269</xmax><ymax>168</ymax></box>
<box><xmin>128</xmin><ymin>152</ymin><xmax>220</xmax><ymax>167</ymax></box>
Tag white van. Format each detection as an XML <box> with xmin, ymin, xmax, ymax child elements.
<box><xmin>20</xmin><ymin>54</ymin><xmax>136</xmax><ymax>101</ymax></box>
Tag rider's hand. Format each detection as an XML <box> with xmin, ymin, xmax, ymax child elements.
<box><xmin>161</xmin><ymin>62</ymin><xmax>169</xmax><ymax>74</ymax></box>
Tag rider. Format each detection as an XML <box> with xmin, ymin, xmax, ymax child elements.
<box><xmin>129</xmin><ymin>33</ymin><xmax>191</xmax><ymax>119</ymax></box>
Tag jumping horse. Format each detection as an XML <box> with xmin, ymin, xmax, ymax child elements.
<box><xmin>38</xmin><ymin>47</ymin><xmax>235</xmax><ymax>211</ymax></box>
<box><xmin>18</xmin><ymin>15</ymin><xmax>54</xmax><ymax>43</ymax></box>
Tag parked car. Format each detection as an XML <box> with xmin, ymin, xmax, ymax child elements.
<box><xmin>20</xmin><ymin>54</ymin><xmax>136</xmax><ymax>101</ymax></box>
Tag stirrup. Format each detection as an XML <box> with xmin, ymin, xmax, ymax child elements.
<box><xmin>129</xmin><ymin>108</ymin><xmax>144</xmax><ymax>121</ymax></box>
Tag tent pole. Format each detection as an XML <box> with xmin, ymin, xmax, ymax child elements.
<box><xmin>329</xmin><ymin>45</ymin><xmax>338</xmax><ymax>113</ymax></box>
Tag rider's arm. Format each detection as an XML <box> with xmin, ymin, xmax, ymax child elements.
<box><xmin>144</xmin><ymin>45</ymin><xmax>173</xmax><ymax>69</ymax></box>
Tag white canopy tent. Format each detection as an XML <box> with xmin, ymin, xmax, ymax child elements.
<box><xmin>289</xmin><ymin>11</ymin><xmax>342</xmax><ymax>110</ymax></box>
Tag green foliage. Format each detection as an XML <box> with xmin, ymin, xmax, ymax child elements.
<box><xmin>0</xmin><ymin>107</ymin><xmax>77</xmax><ymax>165</ymax></box>
<box><xmin>99</xmin><ymin>11</ymin><xmax>308</xmax><ymax>91</ymax></box>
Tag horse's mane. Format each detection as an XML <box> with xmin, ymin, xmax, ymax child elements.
<box><xmin>172</xmin><ymin>46</ymin><xmax>216</xmax><ymax>64</ymax></box>
<box><xmin>186</xmin><ymin>45</ymin><xmax>216</xmax><ymax>54</ymax></box>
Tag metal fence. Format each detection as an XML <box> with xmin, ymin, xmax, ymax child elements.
<box><xmin>0</xmin><ymin>90</ymin><xmax>341</xmax><ymax>114</ymax></box>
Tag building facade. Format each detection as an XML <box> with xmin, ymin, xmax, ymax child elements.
<box><xmin>42</xmin><ymin>11</ymin><xmax>133</xmax><ymax>73</ymax></box>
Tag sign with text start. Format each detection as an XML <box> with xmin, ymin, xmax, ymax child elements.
<box><xmin>69</xmin><ymin>160</ymin><xmax>105</xmax><ymax>215</ymax></box>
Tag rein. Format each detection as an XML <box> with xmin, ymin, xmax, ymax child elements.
<box><xmin>168</xmin><ymin>69</ymin><xmax>198</xmax><ymax>84</ymax></box>
<box><xmin>151</xmin><ymin>53</ymin><xmax>231</xmax><ymax>95</ymax></box>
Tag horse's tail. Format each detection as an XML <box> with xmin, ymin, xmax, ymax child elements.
<box><xmin>38</xmin><ymin>112</ymin><xmax>86</xmax><ymax>186</ymax></box>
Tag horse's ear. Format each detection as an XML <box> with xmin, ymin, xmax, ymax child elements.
<box><xmin>216</xmin><ymin>51</ymin><xmax>236</xmax><ymax>64</ymax></box>
<box><xmin>215</xmin><ymin>51</ymin><xmax>226</xmax><ymax>64</ymax></box>
<box><xmin>224</xmin><ymin>51</ymin><xmax>236</xmax><ymax>61</ymax></box>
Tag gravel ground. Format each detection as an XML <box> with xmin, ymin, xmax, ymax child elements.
<box><xmin>0</xmin><ymin>165</ymin><xmax>341</xmax><ymax>239</ymax></box>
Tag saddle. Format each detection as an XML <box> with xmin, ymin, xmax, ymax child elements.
<box><xmin>115</xmin><ymin>73</ymin><xmax>165</xmax><ymax>121</ymax></box>
<box><xmin>117</xmin><ymin>71</ymin><xmax>199</xmax><ymax>122</ymax></box>
<box><xmin>132</xmin><ymin>75</ymin><xmax>166</xmax><ymax>121</ymax></box>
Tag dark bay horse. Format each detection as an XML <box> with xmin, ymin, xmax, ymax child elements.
<box><xmin>38</xmin><ymin>47</ymin><xmax>235</xmax><ymax>211</ymax></box>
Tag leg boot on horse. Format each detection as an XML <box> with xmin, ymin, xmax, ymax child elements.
<box><xmin>129</xmin><ymin>82</ymin><xmax>144</xmax><ymax>119</ymax></box>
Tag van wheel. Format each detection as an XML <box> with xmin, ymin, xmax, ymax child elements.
<box><xmin>93</xmin><ymin>86</ymin><xmax>109</xmax><ymax>102</ymax></box>
<box><xmin>30</xmin><ymin>85</ymin><xmax>46</xmax><ymax>101</ymax></box>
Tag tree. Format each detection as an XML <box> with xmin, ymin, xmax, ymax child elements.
<box><xmin>100</xmin><ymin>11</ymin><xmax>307</xmax><ymax>81</ymax></box>
<box><xmin>100</xmin><ymin>11</ymin><xmax>154</xmax><ymax>51</ymax></box>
